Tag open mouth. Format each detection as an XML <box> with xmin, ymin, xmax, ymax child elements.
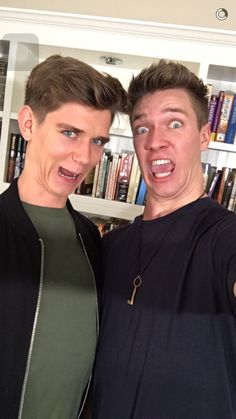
<box><xmin>150</xmin><ymin>159</ymin><xmax>175</xmax><ymax>179</ymax></box>
<box><xmin>58</xmin><ymin>167</ymin><xmax>80</xmax><ymax>181</ymax></box>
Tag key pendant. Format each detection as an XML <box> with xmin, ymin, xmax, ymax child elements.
<box><xmin>127</xmin><ymin>275</ymin><xmax>142</xmax><ymax>306</ymax></box>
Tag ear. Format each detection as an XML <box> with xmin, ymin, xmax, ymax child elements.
<box><xmin>200</xmin><ymin>123</ymin><xmax>210</xmax><ymax>151</ymax></box>
<box><xmin>18</xmin><ymin>105</ymin><xmax>35</xmax><ymax>142</ymax></box>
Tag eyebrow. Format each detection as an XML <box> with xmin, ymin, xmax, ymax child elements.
<box><xmin>57</xmin><ymin>123</ymin><xmax>110</xmax><ymax>143</ymax></box>
<box><xmin>57</xmin><ymin>123</ymin><xmax>84</xmax><ymax>133</ymax></box>
<box><xmin>132</xmin><ymin>107</ymin><xmax>188</xmax><ymax>123</ymax></box>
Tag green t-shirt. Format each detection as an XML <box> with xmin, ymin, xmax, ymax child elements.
<box><xmin>21</xmin><ymin>203</ymin><xmax>98</xmax><ymax>419</ymax></box>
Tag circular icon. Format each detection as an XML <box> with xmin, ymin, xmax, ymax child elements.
<box><xmin>215</xmin><ymin>8</ymin><xmax>228</xmax><ymax>20</ymax></box>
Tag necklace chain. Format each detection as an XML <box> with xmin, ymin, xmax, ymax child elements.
<box><xmin>127</xmin><ymin>191</ymin><xmax>206</xmax><ymax>306</ymax></box>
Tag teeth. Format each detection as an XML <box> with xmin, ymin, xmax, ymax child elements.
<box><xmin>151</xmin><ymin>159</ymin><xmax>171</xmax><ymax>166</ymax></box>
<box><xmin>59</xmin><ymin>168</ymin><xmax>78</xmax><ymax>180</ymax></box>
<box><xmin>154</xmin><ymin>172</ymin><xmax>171</xmax><ymax>178</ymax></box>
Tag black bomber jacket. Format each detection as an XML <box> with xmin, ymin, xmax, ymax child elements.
<box><xmin>0</xmin><ymin>179</ymin><xmax>101</xmax><ymax>419</ymax></box>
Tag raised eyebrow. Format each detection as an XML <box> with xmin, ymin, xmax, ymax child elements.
<box><xmin>132</xmin><ymin>112</ymin><xmax>147</xmax><ymax>124</ymax></box>
<box><xmin>163</xmin><ymin>106</ymin><xmax>188</xmax><ymax>116</ymax></box>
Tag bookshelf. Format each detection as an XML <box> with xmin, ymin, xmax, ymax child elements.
<box><xmin>0</xmin><ymin>7</ymin><xmax>236</xmax><ymax>220</ymax></box>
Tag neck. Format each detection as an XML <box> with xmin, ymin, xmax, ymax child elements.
<box><xmin>143</xmin><ymin>190</ymin><xmax>206</xmax><ymax>220</ymax></box>
<box><xmin>18</xmin><ymin>173</ymin><xmax>67</xmax><ymax>208</ymax></box>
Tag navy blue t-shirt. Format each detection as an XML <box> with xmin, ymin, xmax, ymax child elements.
<box><xmin>92</xmin><ymin>198</ymin><xmax>236</xmax><ymax>419</ymax></box>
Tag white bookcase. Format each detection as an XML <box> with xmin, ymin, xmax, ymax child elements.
<box><xmin>0</xmin><ymin>7</ymin><xmax>236</xmax><ymax>220</ymax></box>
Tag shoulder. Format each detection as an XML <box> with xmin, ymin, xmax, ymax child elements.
<box><xmin>102</xmin><ymin>221</ymin><xmax>134</xmax><ymax>251</ymax></box>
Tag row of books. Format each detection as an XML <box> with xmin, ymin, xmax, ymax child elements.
<box><xmin>6</xmin><ymin>133</ymin><xmax>27</xmax><ymax>183</ymax></box>
<box><xmin>77</xmin><ymin>149</ymin><xmax>147</xmax><ymax>206</ymax></box>
<box><xmin>202</xmin><ymin>162</ymin><xmax>236</xmax><ymax>211</ymax></box>
<box><xmin>207</xmin><ymin>87</ymin><xmax>236</xmax><ymax>144</ymax></box>
<box><xmin>5</xmin><ymin>133</ymin><xmax>236</xmax><ymax>213</ymax></box>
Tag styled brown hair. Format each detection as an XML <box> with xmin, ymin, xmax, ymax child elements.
<box><xmin>128</xmin><ymin>59</ymin><xmax>209</xmax><ymax>129</ymax></box>
<box><xmin>24</xmin><ymin>54</ymin><xmax>128</xmax><ymax>123</ymax></box>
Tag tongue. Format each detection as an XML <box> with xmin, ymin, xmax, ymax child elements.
<box><xmin>60</xmin><ymin>167</ymin><xmax>76</xmax><ymax>178</ymax></box>
<box><xmin>152</xmin><ymin>162</ymin><xmax>174</xmax><ymax>174</ymax></box>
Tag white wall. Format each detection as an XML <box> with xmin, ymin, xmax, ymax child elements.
<box><xmin>0</xmin><ymin>0</ymin><xmax>235</xmax><ymax>30</ymax></box>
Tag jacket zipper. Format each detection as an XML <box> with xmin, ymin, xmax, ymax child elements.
<box><xmin>17</xmin><ymin>238</ymin><xmax>45</xmax><ymax>419</ymax></box>
<box><xmin>76</xmin><ymin>232</ymin><xmax>99</xmax><ymax>419</ymax></box>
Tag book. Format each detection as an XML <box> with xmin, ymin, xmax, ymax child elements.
<box><xmin>115</xmin><ymin>152</ymin><xmax>134</xmax><ymax>202</ymax></box>
<box><xmin>215</xmin><ymin>93</ymin><xmax>235</xmax><ymax>142</ymax></box>
<box><xmin>6</xmin><ymin>133</ymin><xmax>18</xmax><ymax>182</ymax></box>
<box><xmin>80</xmin><ymin>167</ymin><xmax>95</xmax><ymax>195</ymax></box>
<box><xmin>224</xmin><ymin>94</ymin><xmax>236</xmax><ymax>144</ymax></box>
<box><xmin>101</xmin><ymin>153</ymin><xmax>113</xmax><ymax>199</ymax></box>
<box><xmin>20</xmin><ymin>138</ymin><xmax>27</xmax><ymax>174</ymax></box>
<box><xmin>135</xmin><ymin>176</ymin><xmax>147</xmax><ymax>205</ymax></box>
<box><xmin>221</xmin><ymin>168</ymin><xmax>236</xmax><ymax>208</ymax></box>
<box><xmin>131</xmin><ymin>165</ymin><xmax>142</xmax><ymax>204</ymax></box>
<box><xmin>201</xmin><ymin>163</ymin><xmax>217</xmax><ymax>194</ymax></box>
<box><xmin>216</xmin><ymin>167</ymin><xmax>232</xmax><ymax>204</ymax></box>
<box><xmin>208</xmin><ymin>169</ymin><xmax>223</xmax><ymax>199</ymax></box>
<box><xmin>208</xmin><ymin>95</ymin><xmax>218</xmax><ymax>131</ymax></box>
<box><xmin>228</xmin><ymin>170</ymin><xmax>236</xmax><ymax>211</ymax></box>
<box><xmin>210</xmin><ymin>90</ymin><xmax>225</xmax><ymax>141</ymax></box>
<box><xmin>97</xmin><ymin>151</ymin><xmax>111</xmax><ymax>198</ymax></box>
<box><xmin>95</xmin><ymin>151</ymin><xmax>109</xmax><ymax>198</ymax></box>
<box><xmin>105</xmin><ymin>152</ymin><xmax>120</xmax><ymax>200</ymax></box>
<box><xmin>13</xmin><ymin>134</ymin><xmax>25</xmax><ymax>179</ymax></box>
<box><xmin>126</xmin><ymin>154</ymin><xmax>139</xmax><ymax>204</ymax></box>
<box><xmin>91</xmin><ymin>161</ymin><xmax>100</xmax><ymax>198</ymax></box>
<box><xmin>206</xmin><ymin>84</ymin><xmax>213</xmax><ymax>106</ymax></box>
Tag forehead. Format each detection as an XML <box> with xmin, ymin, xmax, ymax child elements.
<box><xmin>132</xmin><ymin>88</ymin><xmax>194</xmax><ymax>121</ymax></box>
<box><xmin>44</xmin><ymin>102</ymin><xmax>112</xmax><ymax>127</ymax></box>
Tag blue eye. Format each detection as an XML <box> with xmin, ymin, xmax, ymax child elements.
<box><xmin>92</xmin><ymin>137</ymin><xmax>108</xmax><ymax>147</ymax></box>
<box><xmin>136</xmin><ymin>126</ymin><xmax>149</xmax><ymax>135</ymax></box>
<box><xmin>63</xmin><ymin>130</ymin><xmax>77</xmax><ymax>139</ymax></box>
<box><xmin>169</xmin><ymin>120</ymin><xmax>182</xmax><ymax>129</ymax></box>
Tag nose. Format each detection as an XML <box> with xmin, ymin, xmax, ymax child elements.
<box><xmin>144</xmin><ymin>126</ymin><xmax>168</xmax><ymax>151</ymax></box>
<box><xmin>72</xmin><ymin>139</ymin><xmax>90</xmax><ymax>165</ymax></box>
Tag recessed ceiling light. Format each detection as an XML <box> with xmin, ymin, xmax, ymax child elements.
<box><xmin>100</xmin><ymin>56</ymin><xmax>123</xmax><ymax>65</ymax></box>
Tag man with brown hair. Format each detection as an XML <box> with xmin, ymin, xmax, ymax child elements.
<box><xmin>92</xmin><ymin>60</ymin><xmax>236</xmax><ymax>418</ymax></box>
<box><xmin>0</xmin><ymin>54</ymin><xmax>127</xmax><ymax>419</ymax></box>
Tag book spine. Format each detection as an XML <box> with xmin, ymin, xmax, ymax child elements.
<box><xmin>208</xmin><ymin>95</ymin><xmax>218</xmax><ymax>131</ymax></box>
<box><xmin>224</xmin><ymin>94</ymin><xmax>236</xmax><ymax>144</ymax></box>
<box><xmin>135</xmin><ymin>177</ymin><xmax>147</xmax><ymax>205</ymax></box>
<box><xmin>208</xmin><ymin>170</ymin><xmax>222</xmax><ymax>198</ymax></box>
<box><xmin>126</xmin><ymin>154</ymin><xmax>139</xmax><ymax>203</ymax></box>
<box><xmin>101</xmin><ymin>154</ymin><xmax>112</xmax><ymax>198</ymax></box>
<box><xmin>6</xmin><ymin>133</ymin><xmax>18</xmax><ymax>182</ymax></box>
<box><xmin>215</xmin><ymin>93</ymin><xmax>235</xmax><ymax>142</ymax></box>
<box><xmin>210</xmin><ymin>91</ymin><xmax>225</xmax><ymax>142</ymax></box>
<box><xmin>216</xmin><ymin>167</ymin><xmax>231</xmax><ymax>204</ymax></box>
<box><xmin>105</xmin><ymin>153</ymin><xmax>119</xmax><ymax>200</ymax></box>
<box><xmin>13</xmin><ymin>134</ymin><xmax>24</xmax><ymax>179</ymax></box>
<box><xmin>221</xmin><ymin>169</ymin><xmax>235</xmax><ymax>208</ymax></box>
<box><xmin>227</xmin><ymin>171</ymin><xmax>236</xmax><ymax>211</ymax></box>
<box><xmin>116</xmin><ymin>153</ymin><xmax>134</xmax><ymax>202</ymax></box>
<box><xmin>91</xmin><ymin>161</ymin><xmax>100</xmax><ymax>197</ymax></box>
<box><xmin>95</xmin><ymin>154</ymin><xmax>107</xmax><ymax>198</ymax></box>
<box><xmin>131</xmin><ymin>166</ymin><xmax>141</xmax><ymax>204</ymax></box>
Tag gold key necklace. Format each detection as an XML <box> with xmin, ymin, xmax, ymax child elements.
<box><xmin>127</xmin><ymin>191</ymin><xmax>206</xmax><ymax>306</ymax></box>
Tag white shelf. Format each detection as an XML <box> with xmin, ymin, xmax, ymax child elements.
<box><xmin>69</xmin><ymin>194</ymin><xmax>144</xmax><ymax>220</ymax></box>
<box><xmin>10</xmin><ymin>112</ymin><xmax>18</xmax><ymax>120</ymax></box>
<box><xmin>208</xmin><ymin>141</ymin><xmax>236</xmax><ymax>153</ymax></box>
<box><xmin>0</xmin><ymin>182</ymin><xmax>144</xmax><ymax>220</ymax></box>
